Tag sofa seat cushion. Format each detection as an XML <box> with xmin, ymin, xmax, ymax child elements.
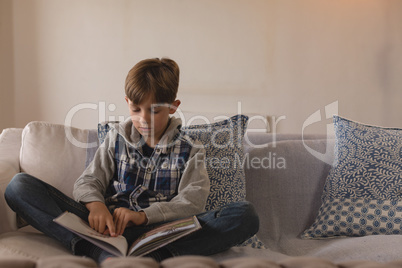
<box><xmin>307</xmin><ymin>235</ymin><xmax>402</xmax><ymax>263</ymax></box>
<box><xmin>255</xmin><ymin>235</ymin><xmax>402</xmax><ymax>263</ymax></box>
<box><xmin>0</xmin><ymin>230</ymin><xmax>71</xmax><ymax>260</ymax></box>
<box><xmin>0</xmin><ymin>246</ymin><xmax>402</xmax><ymax>267</ymax></box>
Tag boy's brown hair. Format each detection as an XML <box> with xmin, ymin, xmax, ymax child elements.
<box><xmin>125</xmin><ymin>58</ymin><xmax>180</xmax><ymax>104</ymax></box>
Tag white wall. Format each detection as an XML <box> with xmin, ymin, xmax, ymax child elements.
<box><xmin>0</xmin><ymin>0</ymin><xmax>15</xmax><ymax>131</ymax></box>
<box><xmin>2</xmin><ymin>0</ymin><xmax>402</xmax><ymax>134</ymax></box>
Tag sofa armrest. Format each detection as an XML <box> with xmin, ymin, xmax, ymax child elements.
<box><xmin>0</xmin><ymin>182</ymin><xmax>17</xmax><ymax>233</ymax></box>
<box><xmin>0</xmin><ymin>128</ymin><xmax>23</xmax><ymax>233</ymax></box>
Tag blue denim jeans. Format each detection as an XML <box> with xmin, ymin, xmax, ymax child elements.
<box><xmin>5</xmin><ymin>173</ymin><xmax>259</xmax><ymax>262</ymax></box>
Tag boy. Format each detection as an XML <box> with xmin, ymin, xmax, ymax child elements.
<box><xmin>5</xmin><ymin>58</ymin><xmax>259</xmax><ymax>263</ymax></box>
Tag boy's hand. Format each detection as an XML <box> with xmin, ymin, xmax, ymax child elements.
<box><xmin>85</xmin><ymin>201</ymin><xmax>116</xmax><ymax>237</ymax></box>
<box><xmin>113</xmin><ymin>207</ymin><xmax>147</xmax><ymax>235</ymax></box>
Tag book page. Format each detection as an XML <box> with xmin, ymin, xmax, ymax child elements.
<box><xmin>54</xmin><ymin>212</ymin><xmax>128</xmax><ymax>256</ymax></box>
<box><xmin>128</xmin><ymin>216</ymin><xmax>201</xmax><ymax>256</ymax></box>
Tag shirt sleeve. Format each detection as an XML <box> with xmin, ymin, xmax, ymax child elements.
<box><xmin>73</xmin><ymin>130</ymin><xmax>116</xmax><ymax>204</ymax></box>
<box><xmin>142</xmin><ymin>143</ymin><xmax>210</xmax><ymax>224</ymax></box>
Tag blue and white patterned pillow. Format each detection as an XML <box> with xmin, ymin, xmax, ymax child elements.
<box><xmin>301</xmin><ymin>116</ymin><xmax>402</xmax><ymax>238</ymax></box>
<box><xmin>182</xmin><ymin>114</ymin><xmax>248</xmax><ymax>211</ymax></box>
<box><xmin>97</xmin><ymin>121</ymin><xmax>119</xmax><ymax>145</ymax></box>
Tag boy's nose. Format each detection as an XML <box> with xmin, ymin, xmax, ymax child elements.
<box><xmin>139</xmin><ymin>118</ymin><xmax>149</xmax><ymax>126</ymax></box>
<box><xmin>139</xmin><ymin>113</ymin><xmax>151</xmax><ymax>125</ymax></box>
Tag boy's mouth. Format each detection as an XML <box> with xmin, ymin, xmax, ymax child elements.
<box><xmin>139</xmin><ymin>127</ymin><xmax>152</xmax><ymax>133</ymax></box>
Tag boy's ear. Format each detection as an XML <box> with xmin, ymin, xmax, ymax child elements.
<box><xmin>169</xmin><ymin>100</ymin><xmax>181</xmax><ymax>114</ymax></box>
<box><xmin>124</xmin><ymin>96</ymin><xmax>129</xmax><ymax>104</ymax></box>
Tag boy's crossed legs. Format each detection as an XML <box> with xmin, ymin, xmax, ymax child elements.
<box><xmin>5</xmin><ymin>173</ymin><xmax>259</xmax><ymax>263</ymax></box>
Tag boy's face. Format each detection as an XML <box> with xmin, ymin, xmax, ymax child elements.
<box><xmin>125</xmin><ymin>94</ymin><xmax>180</xmax><ymax>146</ymax></box>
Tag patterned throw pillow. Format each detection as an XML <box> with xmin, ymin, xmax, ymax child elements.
<box><xmin>97</xmin><ymin>121</ymin><xmax>119</xmax><ymax>145</ymax></box>
<box><xmin>182</xmin><ymin>114</ymin><xmax>248</xmax><ymax>211</ymax></box>
<box><xmin>301</xmin><ymin>116</ymin><xmax>402</xmax><ymax>239</ymax></box>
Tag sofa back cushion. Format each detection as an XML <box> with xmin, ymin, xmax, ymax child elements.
<box><xmin>19</xmin><ymin>122</ymin><xmax>94</xmax><ymax>198</ymax></box>
<box><xmin>244</xmin><ymin>138</ymin><xmax>334</xmax><ymax>246</ymax></box>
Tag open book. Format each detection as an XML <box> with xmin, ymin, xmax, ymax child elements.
<box><xmin>53</xmin><ymin>211</ymin><xmax>201</xmax><ymax>257</ymax></box>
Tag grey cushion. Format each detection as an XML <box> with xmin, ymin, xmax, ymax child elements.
<box><xmin>245</xmin><ymin>139</ymin><xmax>334</xmax><ymax>246</ymax></box>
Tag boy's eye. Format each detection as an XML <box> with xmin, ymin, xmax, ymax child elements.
<box><xmin>131</xmin><ymin>108</ymin><xmax>160</xmax><ymax>114</ymax></box>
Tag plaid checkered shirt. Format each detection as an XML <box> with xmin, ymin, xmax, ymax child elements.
<box><xmin>104</xmin><ymin>132</ymin><xmax>193</xmax><ymax>212</ymax></box>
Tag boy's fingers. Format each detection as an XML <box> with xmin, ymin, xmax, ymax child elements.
<box><xmin>98</xmin><ymin>220</ymin><xmax>106</xmax><ymax>234</ymax></box>
<box><xmin>119</xmin><ymin>218</ymin><xmax>125</xmax><ymax>235</ymax></box>
<box><xmin>120</xmin><ymin>220</ymin><xmax>127</xmax><ymax>235</ymax></box>
<box><xmin>115</xmin><ymin>216</ymin><xmax>122</xmax><ymax>235</ymax></box>
<box><xmin>88</xmin><ymin>218</ymin><xmax>94</xmax><ymax>229</ymax></box>
<box><xmin>113</xmin><ymin>210</ymin><xmax>120</xmax><ymax>230</ymax></box>
<box><xmin>107</xmin><ymin>219</ymin><xmax>116</xmax><ymax>237</ymax></box>
<box><xmin>93</xmin><ymin>220</ymin><xmax>99</xmax><ymax>232</ymax></box>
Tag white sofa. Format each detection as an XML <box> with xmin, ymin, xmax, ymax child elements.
<box><xmin>0</xmin><ymin>119</ymin><xmax>402</xmax><ymax>268</ymax></box>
